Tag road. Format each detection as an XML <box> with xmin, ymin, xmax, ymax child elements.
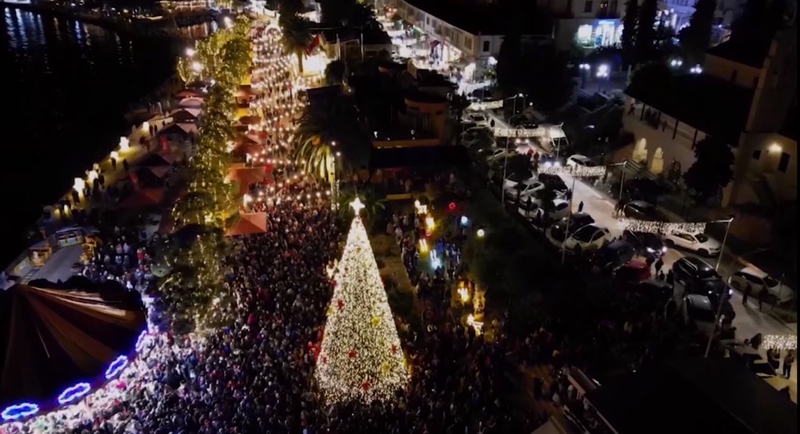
<box><xmin>484</xmin><ymin>110</ymin><xmax>797</xmax><ymax>400</ymax></box>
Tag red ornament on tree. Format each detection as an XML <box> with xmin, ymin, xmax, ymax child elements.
<box><xmin>348</xmin><ymin>349</ymin><xmax>357</xmax><ymax>359</ymax></box>
<box><xmin>321</xmin><ymin>356</ymin><xmax>327</xmax><ymax>364</ymax></box>
<box><xmin>361</xmin><ymin>381</ymin><xmax>370</xmax><ymax>391</ymax></box>
<box><xmin>391</xmin><ymin>344</ymin><xmax>398</xmax><ymax>355</ymax></box>
<box><xmin>337</xmin><ymin>299</ymin><xmax>344</xmax><ymax>310</ymax></box>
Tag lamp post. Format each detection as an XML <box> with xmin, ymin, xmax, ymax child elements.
<box><xmin>579</xmin><ymin>63</ymin><xmax>591</xmax><ymax>89</ymax></box>
<box><xmin>704</xmin><ymin>287</ymin><xmax>733</xmax><ymax>358</ymax></box>
<box><xmin>596</xmin><ymin>64</ymin><xmax>609</xmax><ymax>93</ymax></box>
<box><xmin>500</xmin><ymin>136</ymin><xmax>513</xmax><ymax>204</ymax></box>
<box><xmin>714</xmin><ymin>217</ymin><xmax>734</xmax><ymax>271</ymax></box>
<box><xmin>539</xmin><ymin>163</ymin><xmax>607</xmax><ymax>264</ymax></box>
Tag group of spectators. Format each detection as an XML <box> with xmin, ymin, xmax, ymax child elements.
<box><xmin>5</xmin><ymin>197</ymin><xmax>536</xmax><ymax>434</ymax></box>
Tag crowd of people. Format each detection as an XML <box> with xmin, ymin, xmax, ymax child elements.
<box><xmin>4</xmin><ymin>196</ymin><xmax>540</xmax><ymax>434</ymax></box>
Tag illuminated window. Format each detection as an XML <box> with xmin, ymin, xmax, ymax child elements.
<box><xmin>577</xmin><ymin>24</ymin><xmax>593</xmax><ymax>43</ymax></box>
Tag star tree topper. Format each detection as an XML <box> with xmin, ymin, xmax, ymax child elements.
<box><xmin>350</xmin><ymin>197</ymin><xmax>365</xmax><ymax>215</ymax></box>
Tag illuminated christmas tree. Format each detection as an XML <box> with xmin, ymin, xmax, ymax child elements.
<box><xmin>316</xmin><ymin>198</ymin><xmax>409</xmax><ymax>404</ymax></box>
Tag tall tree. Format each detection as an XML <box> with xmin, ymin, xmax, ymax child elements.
<box><xmin>315</xmin><ymin>210</ymin><xmax>409</xmax><ymax>403</ymax></box>
<box><xmin>280</xmin><ymin>14</ymin><xmax>313</xmax><ymax>74</ymax></box>
<box><xmin>523</xmin><ymin>45</ymin><xmax>575</xmax><ymax>111</ymax></box>
<box><xmin>621</xmin><ymin>0</ymin><xmax>639</xmax><ymax>66</ymax></box>
<box><xmin>496</xmin><ymin>33</ymin><xmax>524</xmax><ymax>97</ymax></box>
<box><xmin>683</xmin><ymin>136</ymin><xmax>734</xmax><ymax>203</ymax></box>
<box><xmin>679</xmin><ymin>0</ymin><xmax>717</xmax><ymax>66</ymax></box>
<box><xmin>636</xmin><ymin>0</ymin><xmax>658</xmax><ymax>64</ymax></box>
<box><xmin>325</xmin><ymin>60</ymin><xmax>347</xmax><ymax>85</ymax></box>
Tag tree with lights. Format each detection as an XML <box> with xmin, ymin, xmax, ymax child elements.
<box><xmin>679</xmin><ymin>0</ymin><xmax>716</xmax><ymax>66</ymax></box>
<box><xmin>280</xmin><ymin>13</ymin><xmax>312</xmax><ymax>74</ymax></box>
<box><xmin>316</xmin><ymin>199</ymin><xmax>409</xmax><ymax>404</ymax></box>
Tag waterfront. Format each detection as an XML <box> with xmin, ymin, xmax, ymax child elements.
<box><xmin>0</xmin><ymin>8</ymin><xmax>199</xmax><ymax>266</ymax></box>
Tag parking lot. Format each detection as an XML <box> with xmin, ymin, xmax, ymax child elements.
<box><xmin>468</xmin><ymin>108</ymin><xmax>797</xmax><ymax>400</ymax></box>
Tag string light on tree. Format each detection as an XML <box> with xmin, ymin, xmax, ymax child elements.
<box><xmin>315</xmin><ymin>199</ymin><xmax>409</xmax><ymax>404</ymax></box>
<box><xmin>763</xmin><ymin>334</ymin><xmax>797</xmax><ymax>350</ymax></box>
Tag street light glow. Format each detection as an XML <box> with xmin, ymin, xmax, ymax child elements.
<box><xmin>596</xmin><ymin>64</ymin><xmax>609</xmax><ymax>78</ymax></box>
<box><xmin>191</xmin><ymin>61</ymin><xmax>203</xmax><ymax>72</ymax></box>
<box><xmin>690</xmin><ymin>64</ymin><xmax>703</xmax><ymax>74</ymax></box>
<box><xmin>186</xmin><ymin>48</ymin><xmax>196</xmax><ymax>57</ymax></box>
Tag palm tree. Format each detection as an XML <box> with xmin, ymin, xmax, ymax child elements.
<box><xmin>293</xmin><ymin>98</ymin><xmax>369</xmax><ymax>182</ymax></box>
<box><xmin>337</xmin><ymin>187</ymin><xmax>386</xmax><ymax>223</ymax></box>
<box><xmin>280</xmin><ymin>14</ymin><xmax>312</xmax><ymax>74</ymax></box>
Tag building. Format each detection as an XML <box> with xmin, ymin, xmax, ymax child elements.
<box><xmin>390</xmin><ymin>0</ymin><xmax>548</xmax><ymax>78</ymax></box>
<box><xmin>659</xmin><ymin>0</ymin><xmax>746</xmax><ymax>31</ymax></box>
<box><xmin>574</xmin><ymin>360</ymin><xmax>797</xmax><ymax>434</ymax></box>
<box><xmin>547</xmin><ymin>0</ymin><xmax>625</xmax><ymax>51</ymax></box>
<box><xmin>620</xmin><ymin>20</ymin><xmax>797</xmax><ymax>207</ymax></box>
<box><xmin>319</xmin><ymin>28</ymin><xmax>393</xmax><ymax>62</ymax></box>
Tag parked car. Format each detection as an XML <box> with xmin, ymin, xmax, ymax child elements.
<box><xmin>729</xmin><ymin>266</ymin><xmax>793</xmax><ymax>304</ymax></box>
<box><xmin>502</xmin><ymin>173</ymin><xmax>538</xmax><ymax>190</ymax></box>
<box><xmin>615</xmin><ymin>259</ymin><xmax>652</xmax><ymax>283</ymax></box>
<box><xmin>665</xmin><ymin>230</ymin><xmax>721</xmax><ymax>256</ymax></box>
<box><xmin>623</xmin><ymin>200</ymin><xmax>664</xmax><ymax>221</ymax></box>
<box><xmin>521</xmin><ymin>199</ymin><xmax>570</xmax><ymax>222</ymax></box>
<box><xmin>537</xmin><ymin>173</ymin><xmax>569</xmax><ymax>194</ymax></box>
<box><xmin>592</xmin><ymin>240</ymin><xmax>635</xmax><ymax>270</ymax></box>
<box><xmin>504</xmin><ymin>181</ymin><xmax>545</xmax><ymax>200</ymax></box>
<box><xmin>468</xmin><ymin>113</ymin><xmax>489</xmax><ymax>126</ymax></box>
<box><xmin>566</xmin><ymin>154</ymin><xmax>595</xmax><ymax>168</ymax></box>
<box><xmin>682</xmin><ymin>293</ymin><xmax>718</xmax><ymax>336</ymax></box>
<box><xmin>672</xmin><ymin>257</ymin><xmax>727</xmax><ymax>301</ymax></box>
<box><xmin>623</xmin><ymin>230</ymin><xmax>667</xmax><ymax>258</ymax></box>
<box><xmin>564</xmin><ymin>224</ymin><xmax>610</xmax><ymax>253</ymax></box>
<box><xmin>485</xmin><ymin>147</ymin><xmax>515</xmax><ymax>163</ymax></box>
<box><xmin>545</xmin><ymin>213</ymin><xmax>596</xmax><ymax>247</ymax></box>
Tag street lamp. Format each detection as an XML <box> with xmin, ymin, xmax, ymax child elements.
<box><xmin>713</xmin><ymin>217</ymin><xmax>735</xmax><ymax>271</ymax></box>
<box><xmin>186</xmin><ymin>47</ymin><xmax>196</xmax><ymax>57</ymax></box>
<box><xmin>670</xmin><ymin>58</ymin><xmax>683</xmax><ymax>68</ymax></box>
<box><xmin>579</xmin><ymin>63</ymin><xmax>591</xmax><ymax>89</ymax></box>
<box><xmin>596</xmin><ymin>64</ymin><xmax>610</xmax><ymax>93</ymax></box>
<box><xmin>690</xmin><ymin>64</ymin><xmax>703</xmax><ymax>74</ymax></box>
<box><xmin>539</xmin><ymin>164</ymin><xmax>607</xmax><ymax>264</ymax></box>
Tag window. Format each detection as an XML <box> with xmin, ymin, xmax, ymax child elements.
<box><xmin>778</xmin><ymin>152</ymin><xmax>790</xmax><ymax>173</ymax></box>
<box><xmin>584</xmin><ymin>0</ymin><xmax>593</xmax><ymax>12</ymax></box>
<box><xmin>426</xmin><ymin>16</ymin><xmax>429</xmax><ymax>25</ymax></box>
<box><xmin>610</xmin><ymin>0</ymin><xmax>618</xmax><ymax>13</ymax></box>
<box><xmin>483</xmin><ymin>40</ymin><xmax>490</xmax><ymax>52</ymax></box>
<box><xmin>600</xmin><ymin>0</ymin><xmax>608</xmax><ymax>9</ymax></box>
<box><xmin>752</xmin><ymin>150</ymin><xmax>761</xmax><ymax>160</ymax></box>
<box><xmin>465</xmin><ymin>37</ymin><xmax>472</xmax><ymax>50</ymax></box>
<box><xmin>730</xmin><ymin>70</ymin><xmax>738</xmax><ymax>82</ymax></box>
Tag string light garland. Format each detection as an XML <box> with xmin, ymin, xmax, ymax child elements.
<box><xmin>469</xmin><ymin>100</ymin><xmax>503</xmax><ymax>111</ymax></box>
<box><xmin>315</xmin><ymin>203</ymin><xmax>409</xmax><ymax>404</ymax></box>
<box><xmin>1</xmin><ymin>403</ymin><xmax>39</xmax><ymax>422</ymax></box>
<box><xmin>537</xmin><ymin>164</ymin><xmax>607</xmax><ymax>178</ymax></box>
<box><xmin>763</xmin><ymin>334</ymin><xmax>797</xmax><ymax>350</ymax></box>
<box><xmin>56</xmin><ymin>383</ymin><xmax>91</xmax><ymax>405</ymax></box>
<box><xmin>617</xmin><ymin>218</ymin><xmax>707</xmax><ymax>235</ymax></box>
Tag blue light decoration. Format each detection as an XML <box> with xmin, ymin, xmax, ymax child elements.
<box><xmin>1</xmin><ymin>403</ymin><xmax>39</xmax><ymax>422</ymax></box>
<box><xmin>104</xmin><ymin>355</ymin><xmax>128</xmax><ymax>380</ymax></box>
<box><xmin>460</xmin><ymin>216</ymin><xmax>469</xmax><ymax>226</ymax></box>
<box><xmin>57</xmin><ymin>382</ymin><xmax>91</xmax><ymax>405</ymax></box>
<box><xmin>135</xmin><ymin>330</ymin><xmax>148</xmax><ymax>352</ymax></box>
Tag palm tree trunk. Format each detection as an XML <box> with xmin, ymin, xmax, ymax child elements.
<box><xmin>297</xmin><ymin>50</ymin><xmax>304</xmax><ymax>74</ymax></box>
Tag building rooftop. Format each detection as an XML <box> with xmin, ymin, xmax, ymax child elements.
<box><xmin>370</xmin><ymin>145</ymin><xmax>468</xmax><ymax>168</ymax></box>
<box><xmin>625</xmin><ymin>72</ymin><xmax>754</xmax><ymax>142</ymax></box>
<box><xmin>319</xmin><ymin>27</ymin><xmax>391</xmax><ymax>45</ymax></box>
<box><xmin>403</xmin><ymin>0</ymin><xmax>547</xmax><ymax>35</ymax></box>
<box><xmin>586</xmin><ymin>359</ymin><xmax>797</xmax><ymax>434</ymax></box>
<box><xmin>707</xmin><ymin>40</ymin><xmax>770</xmax><ymax>69</ymax></box>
